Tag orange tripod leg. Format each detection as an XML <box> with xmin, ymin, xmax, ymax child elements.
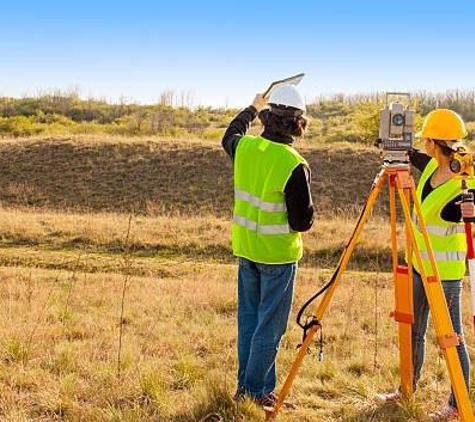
<box><xmin>388</xmin><ymin>175</ymin><xmax>413</xmax><ymax>398</ymax></box>
<box><xmin>403</xmin><ymin>186</ymin><xmax>414</xmax><ymax>395</ymax></box>
<box><xmin>267</xmin><ymin>171</ymin><xmax>387</xmax><ymax>420</ymax></box>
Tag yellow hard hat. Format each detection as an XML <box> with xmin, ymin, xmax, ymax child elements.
<box><xmin>416</xmin><ymin>109</ymin><xmax>467</xmax><ymax>141</ymax></box>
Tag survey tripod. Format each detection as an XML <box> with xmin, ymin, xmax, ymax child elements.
<box><xmin>267</xmin><ymin>163</ymin><xmax>475</xmax><ymax>421</ymax></box>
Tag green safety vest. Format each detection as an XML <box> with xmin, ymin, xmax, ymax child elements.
<box><xmin>411</xmin><ymin>158</ymin><xmax>474</xmax><ymax>280</ymax></box>
<box><xmin>232</xmin><ymin>135</ymin><xmax>308</xmax><ymax>264</ymax></box>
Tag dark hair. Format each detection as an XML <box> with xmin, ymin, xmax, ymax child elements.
<box><xmin>432</xmin><ymin>139</ymin><xmax>455</xmax><ymax>157</ymax></box>
<box><xmin>258</xmin><ymin>108</ymin><xmax>308</xmax><ymax>138</ymax></box>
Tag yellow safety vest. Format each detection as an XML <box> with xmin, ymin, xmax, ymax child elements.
<box><xmin>232</xmin><ymin>135</ymin><xmax>307</xmax><ymax>264</ymax></box>
<box><xmin>412</xmin><ymin>158</ymin><xmax>474</xmax><ymax>280</ymax></box>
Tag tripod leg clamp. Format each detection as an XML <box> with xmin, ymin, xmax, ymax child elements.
<box><xmin>396</xmin><ymin>170</ymin><xmax>416</xmax><ymax>189</ymax></box>
<box><xmin>390</xmin><ymin>311</ymin><xmax>414</xmax><ymax>324</ymax></box>
<box><xmin>437</xmin><ymin>333</ymin><xmax>460</xmax><ymax>349</ymax></box>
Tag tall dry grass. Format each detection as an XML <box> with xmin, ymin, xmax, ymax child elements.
<box><xmin>0</xmin><ymin>262</ymin><xmax>473</xmax><ymax>421</ymax></box>
<box><xmin>0</xmin><ymin>206</ymin><xmax>402</xmax><ymax>275</ymax></box>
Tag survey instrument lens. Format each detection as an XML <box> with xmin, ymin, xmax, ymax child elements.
<box><xmin>392</xmin><ymin>114</ymin><xmax>405</xmax><ymax>126</ymax></box>
<box><xmin>450</xmin><ymin>159</ymin><xmax>462</xmax><ymax>174</ymax></box>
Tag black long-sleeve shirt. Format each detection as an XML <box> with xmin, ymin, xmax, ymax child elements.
<box><xmin>408</xmin><ymin>148</ymin><xmax>473</xmax><ymax>222</ymax></box>
<box><xmin>222</xmin><ymin>106</ymin><xmax>314</xmax><ymax>232</ymax></box>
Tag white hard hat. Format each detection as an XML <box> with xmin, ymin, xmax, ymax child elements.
<box><xmin>268</xmin><ymin>85</ymin><xmax>306</xmax><ymax>112</ymax></box>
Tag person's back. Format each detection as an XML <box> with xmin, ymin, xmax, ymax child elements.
<box><xmin>221</xmin><ymin>85</ymin><xmax>314</xmax><ymax>406</ymax></box>
<box><xmin>232</xmin><ymin>134</ymin><xmax>308</xmax><ymax>264</ymax></box>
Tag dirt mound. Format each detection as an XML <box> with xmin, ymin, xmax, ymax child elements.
<box><xmin>0</xmin><ymin>136</ymin><xmax>389</xmax><ymax>216</ymax></box>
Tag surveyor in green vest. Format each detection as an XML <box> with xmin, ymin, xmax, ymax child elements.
<box><xmin>222</xmin><ymin>85</ymin><xmax>314</xmax><ymax>407</ymax></box>
<box><xmin>377</xmin><ymin>109</ymin><xmax>475</xmax><ymax>421</ymax></box>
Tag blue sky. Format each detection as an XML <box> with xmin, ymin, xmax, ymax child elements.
<box><xmin>1</xmin><ymin>0</ymin><xmax>474</xmax><ymax>107</ymax></box>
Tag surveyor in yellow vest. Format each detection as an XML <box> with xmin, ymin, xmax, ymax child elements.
<box><xmin>377</xmin><ymin>109</ymin><xmax>475</xmax><ymax>421</ymax></box>
<box><xmin>222</xmin><ymin>85</ymin><xmax>314</xmax><ymax>407</ymax></box>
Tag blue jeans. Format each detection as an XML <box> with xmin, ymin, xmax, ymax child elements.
<box><xmin>237</xmin><ymin>257</ymin><xmax>297</xmax><ymax>398</ymax></box>
<box><xmin>412</xmin><ymin>270</ymin><xmax>470</xmax><ymax>409</ymax></box>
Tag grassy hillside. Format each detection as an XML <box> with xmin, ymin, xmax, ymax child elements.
<box><xmin>0</xmin><ymin>135</ymin><xmax>472</xmax><ymax>421</ymax></box>
<box><xmin>0</xmin><ymin>135</ymin><xmax>386</xmax><ymax>216</ymax></box>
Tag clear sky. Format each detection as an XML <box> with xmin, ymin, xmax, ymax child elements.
<box><xmin>1</xmin><ymin>0</ymin><xmax>474</xmax><ymax>107</ymax></box>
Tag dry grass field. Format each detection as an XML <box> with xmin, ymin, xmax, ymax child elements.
<box><xmin>0</xmin><ymin>135</ymin><xmax>472</xmax><ymax>421</ymax></box>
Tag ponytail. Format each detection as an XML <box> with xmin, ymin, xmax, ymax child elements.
<box><xmin>433</xmin><ymin>139</ymin><xmax>455</xmax><ymax>157</ymax></box>
<box><xmin>258</xmin><ymin>109</ymin><xmax>308</xmax><ymax>138</ymax></box>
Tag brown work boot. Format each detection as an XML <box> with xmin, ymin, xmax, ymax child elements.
<box><xmin>254</xmin><ymin>392</ymin><xmax>278</xmax><ymax>408</ymax></box>
<box><xmin>254</xmin><ymin>392</ymin><xmax>297</xmax><ymax>411</ymax></box>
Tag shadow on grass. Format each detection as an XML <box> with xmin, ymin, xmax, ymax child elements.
<box><xmin>302</xmin><ymin>246</ymin><xmax>395</xmax><ymax>272</ymax></box>
<box><xmin>0</xmin><ymin>239</ymin><xmax>397</xmax><ymax>273</ymax></box>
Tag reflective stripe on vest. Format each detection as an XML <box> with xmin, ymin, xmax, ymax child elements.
<box><xmin>420</xmin><ymin>251</ymin><xmax>466</xmax><ymax>262</ymax></box>
<box><xmin>234</xmin><ymin>188</ymin><xmax>287</xmax><ymax>212</ymax></box>
<box><xmin>414</xmin><ymin>222</ymin><xmax>465</xmax><ymax>237</ymax></box>
<box><xmin>233</xmin><ymin>215</ymin><xmax>290</xmax><ymax>235</ymax></box>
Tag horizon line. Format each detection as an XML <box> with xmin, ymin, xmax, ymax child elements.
<box><xmin>2</xmin><ymin>86</ymin><xmax>475</xmax><ymax>109</ymax></box>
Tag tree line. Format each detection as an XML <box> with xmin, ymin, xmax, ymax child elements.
<box><xmin>1</xmin><ymin>90</ymin><xmax>474</xmax><ymax>142</ymax></box>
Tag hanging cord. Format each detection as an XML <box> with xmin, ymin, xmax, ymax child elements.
<box><xmin>296</xmin><ymin>316</ymin><xmax>321</xmax><ymax>352</ymax></box>
<box><xmin>296</xmin><ymin>317</ymin><xmax>325</xmax><ymax>361</ymax></box>
<box><xmin>296</xmin><ymin>171</ymin><xmax>382</xmax><ymax>347</ymax></box>
<box><xmin>318</xmin><ymin>324</ymin><xmax>324</xmax><ymax>362</ymax></box>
